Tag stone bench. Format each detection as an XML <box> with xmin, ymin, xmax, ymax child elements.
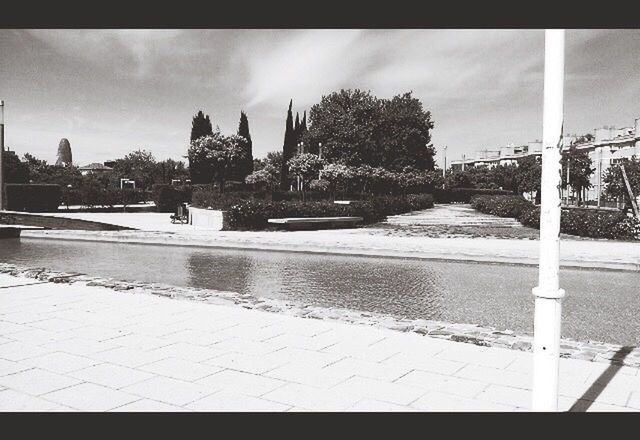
<box><xmin>267</xmin><ymin>216</ymin><xmax>363</xmax><ymax>231</ymax></box>
<box><xmin>0</xmin><ymin>225</ymin><xmax>46</xmax><ymax>239</ymax></box>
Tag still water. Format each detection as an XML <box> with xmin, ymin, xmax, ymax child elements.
<box><xmin>1</xmin><ymin>238</ymin><xmax>638</xmax><ymax>345</ymax></box>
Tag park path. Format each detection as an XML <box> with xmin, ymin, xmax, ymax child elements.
<box><xmin>0</xmin><ymin>273</ymin><xmax>638</xmax><ymax>412</ymax></box>
<box><xmin>365</xmin><ymin>203</ymin><xmax>542</xmax><ymax>239</ymax></box>
<box><xmin>385</xmin><ymin>204</ymin><xmax>523</xmax><ymax>228</ymax></box>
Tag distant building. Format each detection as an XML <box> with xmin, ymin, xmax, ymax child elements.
<box><xmin>55</xmin><ymin>138</ymin><xmax>72</xmax><ymax>167</ymax></box>
<box><xmin>78</xmin><ymin>162</ymin><xmax>113</xmax><ymax>176</ymax></box>
<box><xmin>449</xmin><ymin>117</ymin><xmax>640</xmax><ymax>204</ymax></box>
<box><xmin>571</xmin><ymin>119</ymin><xmax>640</xmax><ymax>202</ymax></box>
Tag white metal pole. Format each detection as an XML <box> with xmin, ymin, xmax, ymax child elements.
<box><xmin>0</xmin><ymin>100</ymin><xmax>4</xmax><ymax>211</ymax></box>
<box><xmin>532</xmin><ymin>29</ymin><xmax>566</xmax><ymax>412</ymax></box>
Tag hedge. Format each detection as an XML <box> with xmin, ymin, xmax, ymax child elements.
<box><xmin>471</xmin><ymin>195</ymin><xmax>640</xmax><ymax>240</ymax></box>
<box><xmin>152</xmin><ymin>184</ymin><xmax>192</xmax><ymax>212</ymax></box>
<box><xmin>433</xmin><ymin>188</ymin><xmax>513</xmax><ymax>204</ymax></box>
<box><xmin>61</xmin><ymin>187</ymin><xmax>148</xmax><ymax>208</ymax></box>
<box><xmin>191</xmin><ymin>189</ymin><xmax>271</xmax><ymax>210</ymax></box>
<box><xmin>5</xmin><ymin>184</ymin><xmax>62</xmax><ymax>212</ymax></box>
<box><xmin>225</xmin><ymin>194</ymin><xmax>435</xmax><ymax>230</ymax></box>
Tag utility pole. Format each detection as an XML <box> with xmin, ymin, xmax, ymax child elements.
<box><xmin>532</xmin><ymin>29</ymin><xmax>566</xmax><ymax>412</ymax></box>
<box><xmin>462</xmin><ymin>154</ymin><xmax>466</xmax><ymax>171</ymax></box>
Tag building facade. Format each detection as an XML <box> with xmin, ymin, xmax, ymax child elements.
<box><xmin>449</xmin><ymin>117</ymin><xmax>640</xmax><ymax>204</ymax></box>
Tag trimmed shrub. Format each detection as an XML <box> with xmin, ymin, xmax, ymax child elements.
<box><xmin>225</xmin><ymin>194</ymin><xmax>434</xmax><ymax>230</ymax></box>
<box><xmin>560</xmin><ymin>208</ymin><xmax>639</xmax><ymax>239</ymax></box>
<box><xmin>471</xmin><ymin>194</ymin><xmax>639</xmax><ymax>240</ymax></box>
<box><xmin>470</xmin><ymin>195</ymin><xmax>532</xmax><ymax>218</ymax></box>
<box><xmin>191</xmin><ymin>189</ymin><xmax>270</xmax><ymax>210</ymax></box>
<box><xmin>433</xmin><ymin>188</ymin><xmax>513</xmax><ymax>204</ymax></box>
<box><xmin>62</xmin><ymin>187</ymin><xmax>147</xmax><ymax>208</ymax></box>
<box><xmin>152</xmin><ymin>184</ymin><xmax>191</xmax><ymax>212</ymax></box>
<box><xmin>5</xmin><ymin>184</ymin><xmax>62</xmax><ymax>212</ymax></box>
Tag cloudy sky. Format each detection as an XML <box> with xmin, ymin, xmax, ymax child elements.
<box><xmin>1</xmin><ymin>29</ymin><xmax>639</xmax><ymax>167</ymax></box>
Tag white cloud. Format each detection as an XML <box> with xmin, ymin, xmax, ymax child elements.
<box><xmin>26</xmin><ymin>29</ymin><xmax>185</xmax><ymax>78</ymax></box>
<box><xmin>243</xmin><ymin>30</ymin><xmax>365</xmax><ymax>108</ymax></box>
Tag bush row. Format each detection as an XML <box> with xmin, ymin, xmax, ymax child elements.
<box><xmin>471</xmin><ymin>195</ymin><xmax>640</xmax><ymax>240</ymax></box>
<box><xmin>61</xmin><ymin>187</ymin><xmax>149</xmax><ymax>208</ymax></box>
<box><xmin>5</xmin><ymin>184</ymin><xmax>62</xmax><ymax>212</ymax></box>
<box><xmin>225</xmin><ymin>194</ymin><xmax>435</xmax><ymax>230</ymax></box>
<box><xmin>433</xmin><ymin>188</ymin><xmax>513</xmax><ymax>204</ymax></box>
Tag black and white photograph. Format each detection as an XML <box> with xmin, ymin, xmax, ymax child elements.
<box><xmin>0</xmin><ymin>15</ymin><xmax>639</xmax><ymax>414</ymax></box>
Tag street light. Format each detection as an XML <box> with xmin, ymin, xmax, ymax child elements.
<box><xmin>532</xmin><ymin>29</ymin><xmax>566</xmax><ymax>412</ymax></box>
<box><xmin>442</xmin><ymin>145</ymin><xmax>447</xmax><ymax>189</ymax></box>
<box><xmin>318</xmin><ymin>142</ymin><xmax>323</xmax><ymax>180</ymax></box>
<box><xmin>0</xmin><ymin>100</ymin><xmax>4</xmax><ymax>210</ymax></box>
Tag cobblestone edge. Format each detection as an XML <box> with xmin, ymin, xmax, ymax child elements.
<box><xmin>1</xmin><ymin>262</ymin><xmax>638</xmax><ymax>368</ymax></box>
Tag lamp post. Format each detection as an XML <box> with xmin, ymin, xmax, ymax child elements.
<box><xmin>597</xmin><ymin>148</ymin><xmax>603</xmax><ymax>208</ymax></box>
<box><xmin>532</xmin><ymin>29</ymin><xmax>566</xmax><ymax>412</ymax></box>
<box><xmin>0</xmin><ymin>100</ymin><xmax>4</xmax><ymax>210</ymax></box>
<box><xmin>318</xmin><ymin>142</ymin><xmax>323</xmax><ymax>180</ymax></box>
<box><xmin>442</xmin><ymin>145</ymin><xmax>447</xmax><ymax>189</ymax></box>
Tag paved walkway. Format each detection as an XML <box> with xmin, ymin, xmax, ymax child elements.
<box><xmin>1</xmin><ymin>274</ymin><xmax>638</xmax><ymax>412</ymax></box>
<box><xmin>45</xmin><ymin>212</ymin><xmax>191</xmax><ymax>233</ymax></box>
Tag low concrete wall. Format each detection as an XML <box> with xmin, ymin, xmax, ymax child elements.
<box><xmin>188</xmin><ymin>207</ymin><xmax>225</xmax><ymax>231</ymax></box>
<box><xmin>0</xmin><ymin>211</ymin><xmax>132</xmax><ymax>231</ymax></box>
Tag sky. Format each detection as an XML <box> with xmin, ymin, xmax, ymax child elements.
<box><xmin>1</xmin><ymin>29</ymin><xmax>639</xmax><ymax>168</ymax></box>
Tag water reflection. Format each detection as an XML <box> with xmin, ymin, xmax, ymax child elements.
<box><xmin>186</xmin><ymin>250</ymin><xmax>446</xmax><ymax>319</ymax></box>
<box><xmin>0</xmin><ymin>238</ymin><xmax>638</xmax><ymax>345</ymax></box>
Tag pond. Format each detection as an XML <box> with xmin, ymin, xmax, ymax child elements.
<box><xmin>1</xmin><ymin>237</ymin><xmax>638</xmax><ymax>345</ymax></box>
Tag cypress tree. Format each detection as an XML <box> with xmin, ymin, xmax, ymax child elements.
<box><xmin>294</xmin><ymin>112</ymin><xmax>300</xmax><ymax>141</ymax></box>
<box><xmin>190</xmin><ymin>110</ymin><xmax>213</xmax><ymax>142</ymax></box>
<box><xmin>280</xmin><ymin>100</ymin><xmax>296</xmax><ymax>190</ymax></box>
<box><xmin>189</xmin><ymin>110</ymin><xmax>214</xmax><ymax>183</ymax></box>
<box><xmin>237</xmin><ymin>111</ymin><xmax>254</xmax><ymax>180</ymax></box>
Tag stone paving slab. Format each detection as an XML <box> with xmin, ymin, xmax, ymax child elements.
<box><xmin>0</xmin><ymin>274</ymin><xmax>638</xmax><ymax>412</ymax></box>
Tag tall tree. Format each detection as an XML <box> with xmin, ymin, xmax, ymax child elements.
<box><xmin>515</xmin><ymin>155</ymin><xmax>542</xmax><ymax>203</ymax></box>
<box><xmin>561</xmin><ymin>145</ymin><xmax>594</xmax><ymax>206</ymax></box>
<box><xmin>190</xmin><ymin>110</ymin><xmax>213</xmax><ymax>141</ymax></box>
<box><xmin>603</xmin><ymin>156</ymin><xmax>640</xmax><ymax>208</ymax></box>
<box><xmin>189</xmin><ymin>110</ymin><xmax>214</xmax><ymax>183</ymax></box>
<box><xmin>2</xmin><ymin>149</ymin><xmax>30</xmax><ymax>183</ymax></box>
<box><xmin>112</xmin><ymin>149</ymin><xmax>158</xmax><ymax>191</ymax></box>
<box><xmin>187</xmin><ymin>132</ymin><xmax>248</xmax><ymax>193</ymax></box>
<box><xmin>280</xmin><ymin>100</ymin><xmax>296</xmax><ymax>190</ymax></box>
<box><xmin>294</xmin><ymin>112</ymin><xmax>300</xmax><ymax>139</ymax></box>
<box><xmin>287</xmin><ymin>153</ymin><xmax>325</xmax><ymax>201</ymax></box>
<box><xmin>236</xmin><ymin>111</ymin><xmax>254</xmax><ymax>181</ymax></box>
<box><xmin>302</xmin><ymin>89</ymin><xmax>435</xmax><ymax>171</ymax></box>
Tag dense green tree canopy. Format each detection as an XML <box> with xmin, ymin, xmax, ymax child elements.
<box><xmin>603</xmin><ymin>156</ymin><xmax>640</xmax><ymax>203</ymax></box>
<box><xmin>187</xmin><ymin>131</ymin><xmax>248</xmax><ymax>193</ymax></box>
<box><xmin>112</xmin><ymin>149</ymin><xmax>157</xmax><ymax>191</ymax></box>
<box><xmin>190</xmin><ymin>110</ymin><xmax>213</xmax><ymax>142</ymax></box>
<box><xmin>561</xmin><ymin>145</ymin><xmax>594</xmax><ymax>205</ymax></box>
<box><xmin>2</xmin><ymin>150</ymin><xmax>30</xmax><ymax>183</ymax></box>
<box><xmin>515</xmin><ymin>155</ymin><xmax>542</xmax><ymax>201</ymax></box>
<box><xmin>302</xmin><ymin>89</ymin><xmax>436</xmax><ymax>171</ymax></box>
